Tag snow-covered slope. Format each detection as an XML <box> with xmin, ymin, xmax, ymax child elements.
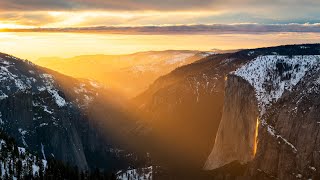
<box><xmin>234</xmin><ymin>55</ymin><xmax>320</xmax><ymax>115</ymax></box>
<box><xmin>0</xmin><ymin>56</ymin><xmax>66</xmax><ymax>106</ymax></box>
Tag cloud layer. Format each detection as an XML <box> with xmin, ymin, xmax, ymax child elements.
<box><xmin>0</xmin><ymin>0</ymin><xmax>216</xmax><ymax>11</ymax></box>
<box><xmin>3</xmin><ymin>24</ymin><xmax>320</xmax><ymax>35</ymax></box>
<box><xmin>1</xmin><ymin>0</ymin><xmax>320</xmax><ymax>12</ymax></box>
<box><xmin>0</xmin><ymin>0</ymin><xmax>320</xmax><ymax>30</ymax></box>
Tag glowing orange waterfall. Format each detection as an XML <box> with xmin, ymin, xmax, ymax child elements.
<box><xmin>253</xmin><ymin>118</ymin><xmax>259</xmax><ymax>156</ymax></box>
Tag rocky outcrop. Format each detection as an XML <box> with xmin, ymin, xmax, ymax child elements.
<box><xmin>248</xmin><ymin>65</ymin><xmax>320</xmax><ymax>179</ymax></box>
<box><xmin>204</xmin><ymin>75</ymin><xmax>259</xmax><ymax>170</ymax></box>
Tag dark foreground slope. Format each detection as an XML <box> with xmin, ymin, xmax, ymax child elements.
<box><xmin>0</xmin><ymin>53</ymin><xmax>146</xmax><ymax>173</ymax></box>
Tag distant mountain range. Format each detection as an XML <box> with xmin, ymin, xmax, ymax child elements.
<box><xmin>34</xmin><ymin>50</ymin><xmax>216</xmax><ymax>98</ymax></box>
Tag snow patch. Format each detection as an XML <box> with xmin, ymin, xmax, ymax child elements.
<box><xmin>117</xmin><ymin>166</ymin><xmax>152</xmax><ymax>180</ymax></box>
<box><xmin>0</xmin><ymin>112</ymin><xmax>3</xmax><ymax>125</ymax></box>
<box><xmin>18</xmin><ymin>128</ymin><xmax>28</xmax><ymax>147</ymax></box>
<box><xmin>41</xmin><ymin>143</ymin><xmax>46</xmax><ymax>160</ymax></box>
<box><xmin>40</xmin><ymin>74</ymin><xmax>67</xmax><ymax>107</ymax></box>
<box><xmin>89</xmin><ymin>81</ymin><xmax>101</xmax><ymax>88</ymax></box>
<box><xmin>165</xmin><ymin>53</ymin><xmax>194</xmax><ymax>65</ymax></box>
<box><xmin>261</xmin><ymin>120</ymin><xmax>298</xmax><ymax>153</ymax></box>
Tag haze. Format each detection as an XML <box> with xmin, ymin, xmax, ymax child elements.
<box><xmin>1</xmin><ymin>32</ymin><xmax>320</xmax><ymax>60</ymax></box>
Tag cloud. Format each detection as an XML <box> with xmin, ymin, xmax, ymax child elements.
<box><xmin>0</xmin><ymin>0</ymin><xmax>215</xmax><ymax>11</ymax></box>
<box><xmin>0</xmin><ymin>0</ymin><xmax>320</xmax><ymax>12</ymax></box>
<box><xmin>3</xmin><ymin>24</ymin><xmax>320</xmax><ymax>35</ymax></box>
<box><xmin>0</xmin><ymin>12</ymin><xmax>61</xmax><ymax>26</ymax></box>
<box><xmin>0</xmin><ymin>0</ymin><xmax>320</xmax><ymax>27</ymax></box>
<box><xmin>0</xmin><ymin>11</ymin><xmax>226</xmax><ymax>28</ymax></box>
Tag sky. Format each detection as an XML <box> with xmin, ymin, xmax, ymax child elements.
<box><xmin>0</xmin><ymin>0</ymin><xmax>320</xmax><ymax>29</ymax></box>
<box><xmin>0</xmin><ymin>0</ymin><xmax>320</xmax><ymax>60</ymax></box>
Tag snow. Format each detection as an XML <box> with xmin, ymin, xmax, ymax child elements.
<box><xmin>0</xmin><ymin>56</ymin><xmax>67</xmax><ymax>108</ymax></box>
<box><xmin>261</xmin><ymin>119</ymin><xmax>298</xmax><ymax>153</ymax></box>
<box><xmin>234</xmin><ymin>55</ymin><xmax>320</xmax><ymax>115</ymax></box>
<box><xmin>89</xmin><ymin>81</ymin><xmax>101</xmax><ymax>88</ymax></box>
<box><xmin>165</xmin><ymin>53</ymin><xmax>194</xmax><ymax>65</ymax></box>
<box><xmin>316</xmin><ymin>77</ymin><xmax>320</xmax><ymax>85</ymax></box>
<box><xmin>0</xmin><ymin>112</ymin><xmax>3</xmax><ymax>125</ymax></box>
<box><xmin>39</xmin><ymin>123</ymin><xmax>48</xmax><ymax>127</ymax></box>
<box><xmin>83</xmin><ymin>95</ymin><xmax>93</xmax><ymax>105</ymax></box>
<box><xmin>74</xmin><ymin>83</ymin><xmax>87</xmax><ymax>94</ymax></box>
<box><xmin>309</xmin><ymin>166</ymin><xmax>316</xmax><ymax>171</ymax></box>
<box><xmin>41</xmin><ymin>143</ymin><xmax>46</xmax><ymax>160</ymax></box>
<box><xmin>0</xmin><ymin>92</ymin><xmax>8</xmax><ymax>100</ymax></box>
<box><xmin>233</xmin><ymin>55</ymin><xmax>320</xmax><ymax>153</ymax></box>
<box><xmin>40</xmin><ymin>74</ymin><xmax>67</xmax><ymax>107</ymax></box>
<box><xmin>18</xmin><ymin>128</ymin><xmax>28</xmax><ymax>147</ymax></box>
<box><xmin>131</xmin><ymin>65</ymin><xmax>156</xmax><ymax>73</ymax></box>
<box><xmin>300</xmin><ymin>46</ymin><xmax>309</xmax><ymax>49</ymax></box>
<box><xmin>37</xmin><ymin>86</ymin><xmax>46</xmax><ymax>92</ymax></box>
<box><xmin>248</xmin><ymin>51</ymin><xmax>255</xmax><ymax>56</ymax></box>
<box><xmin>201</xmin><ymin>52</ymin><xmax>217</xmax><ymax>57</ymax></box>
<box><xmin>18</xmin><ymin>147</ymin><xmax>26</xmax><ymax>154</ymax></box>
<box><xmin>117</xmin><ymin>166</ymin><xmax>152</xmax><ymax>180</ymax></box>
<box><xmin>32</xmin><ymin>164</ymin><xmax>40</xmax><ymax>175</ymax></box>
<box><xmin>43</xmin><ymin>106</ymin><xmax>53</xmax><ymax>114</ymax></box>
<box><xmin>0</xmin><ymin>66</ymin><xmax>29</xmax><ymax>91</ymax></box>
<box><xmin>0</xmin><ymin>60</ymin><xmax>11</xmax><ymax>66</ymax></box>
<box><xmin>0</xmin><ymin>137</ymin><xmax>47</xmax><ymax>179</ymax></box>
<box><xmin>18</xmin><ymin>128</ymin><xmax>27</xmax><ymax>135</ymax></box>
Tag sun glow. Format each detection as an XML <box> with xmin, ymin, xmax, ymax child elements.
<box><xmin>253</xmin><ymin>118</ymin><xmax>259</xmax><ymax>156</ymax></box>
<box><xmin>1</xmin><ymin>32</ymin><xmax>320</xmax><ymax>61</ymax></box>
<box><xmin>0</xmin><ymin>23</ymin><xmax>32</xmax><ymax>29</ymax></box>
<box><xmin>0</xmin><ymin>10</ymin><xmax>230</xmax><ymax>31</ymax></box>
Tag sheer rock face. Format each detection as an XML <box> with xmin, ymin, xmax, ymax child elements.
<box><xmin>248</xmin><ymin>67</ymin><xmax>320</xmax><ymax>180</ymax></box>
<box><xmin>204</xmin><ymin>75</ymin><xmax>259</xmax><ymax>170</ymax></box>
<box><xmin>205</xmin><ymin>52</ymin><xmax>320</xmax><ymax>179</ymax></box>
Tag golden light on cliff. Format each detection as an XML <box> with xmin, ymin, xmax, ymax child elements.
<box><xmin>253</xmin><ymin>118</ymin><xmax>259</xmax><ymax>156</ymax></box>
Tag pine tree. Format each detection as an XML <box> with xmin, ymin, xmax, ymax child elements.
<box><xmin>17</xmin><ymin>159</ymin><xmax>23</xmax><ymax>179</ymax></box>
